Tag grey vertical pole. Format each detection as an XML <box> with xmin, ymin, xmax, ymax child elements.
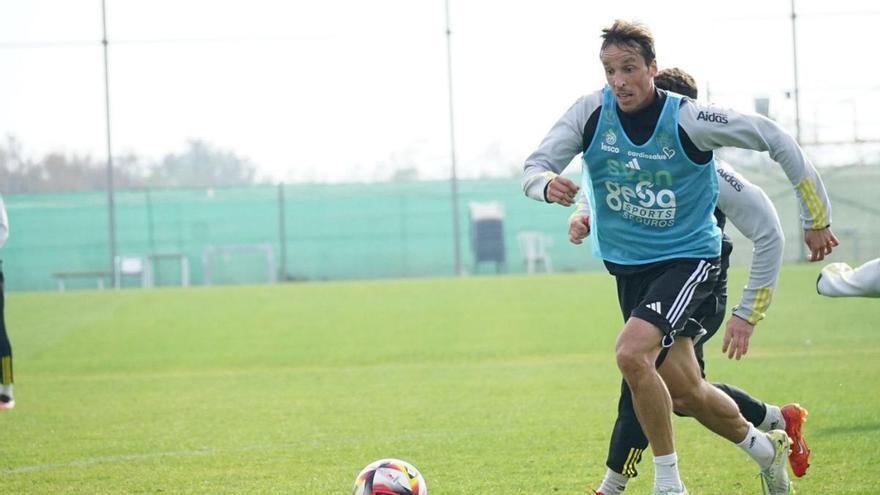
<box><xmin>790</xmin><ymin>0</ymin><xmax>802</xmax><ymax>144</ymax></box>
<box><xmin>444</xmin><ymin>0</ymin><xmax>462</xmax><ymax>275</ymax></box>
<box><xmin>145</xmin><ymin>188</ymin><xmax>155</xmax><ymax>254</ymax></box>
<box><xmin>277</xmin><ymin>182</ymin><xmax>287</xmax><ymax>281</ymax></box>
<box><xmin>101</xmin><ymin>0</ymin><xmax>118</xmax><ymax>286</ymax></box>
<box><xmin>145</xmin><ymin>188</ymin><xmax>158</xmax><ymax>285</ymax></box>
<box><xmin>790</xmin><ymin>0</ymin><xmax>806</xmax><ymax>262</ymax></box>
<box><xmin>399</xmin><ymin>194</ymin><xmax>408</xmax><ymax>277</ymax></box>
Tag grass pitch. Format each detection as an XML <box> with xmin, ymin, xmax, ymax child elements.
<box><xmin>1</xmin><ymin>265</ymin><xmax>879</xmax><ymax>494</ymax></box>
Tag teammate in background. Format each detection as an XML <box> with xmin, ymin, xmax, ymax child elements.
<box><xmin>522</xmin><ymin>20</ymin><xmax>837</xmax><ymax>494</ymax></box>
<box><xmin>817</xmin><ymin>259</ymin><xmax>880</xmax><ymax>297</ymax></box>
<box><xmin>0</xmin><ymin>194</ymin><xmax>14</xmax><ymax>410</ymax></box>
<box><xmin>567</xmin><ymin>68</ymin><xmax>810</xmax><ymax>495</ymax></box>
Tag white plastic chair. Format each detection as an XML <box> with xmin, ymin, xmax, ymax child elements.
<box><xmin>517</xmin><ymin>231</ymin><xmax>553</xmax><ymax>274</ymax></box>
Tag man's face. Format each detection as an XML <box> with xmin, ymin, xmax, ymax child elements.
<box><xmin>600</xmin><ymin>42</ymin><xmax>657</xmax><ymax>113</ymax></box>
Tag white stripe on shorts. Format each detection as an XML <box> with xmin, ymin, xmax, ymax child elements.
<box><xmin>666</xmin><ymin>260</ymin><xmax>711</xmax><ymax>328</ymax></box>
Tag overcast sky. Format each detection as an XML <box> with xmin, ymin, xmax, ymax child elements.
<box><xmin>1</xmin><ymin>0</ymin><xmax>878</xmax><ymax>183</ymax></box>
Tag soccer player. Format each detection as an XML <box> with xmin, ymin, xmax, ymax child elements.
<box><xmin>817</xmin><ymin>259</ymin><xmax>880</xmax><ymax>297</ymax></box>
<box><xmin>522</xmin><ymin>20</ymin><xmax>837</xmax><ymax>494</ymax></box>
<box><xmin>0</xmin><ymin>194</ymin><xmax>14</xmax><ymax>410</ymax></box>
<box><xmin>567</xmin><ymin>67</ymin><xmax>811</xmax><ymax>494</ymax></box>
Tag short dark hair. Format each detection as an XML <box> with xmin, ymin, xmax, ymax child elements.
<box><xmin>654</xmin><ymin>68</ymin><xmax>698</xmax><ymax>99</ymax></box>
<box><xmin>600</xmin><ymin>20</ymin><xmax>656</xmax><ymax>66</ymax></box>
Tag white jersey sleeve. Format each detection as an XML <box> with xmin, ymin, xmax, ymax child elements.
<box><xmin>569</xmin><ymin>189</ymin><xmax>591</xmax><ymax>222</ymax></box>
<box><xmin>680</xmin><ymin>101</ymin><xmax>832</xmax><ymax>230</ymax></box>
<box><xmin>817</xmin><ymin>259</ymin><xmax>880</xmax><ymax>298</ymax></box>
<box><xmin>522</xmin><ymin>90</ymin><xmax>603</xmax><ymax>202</ymax></box>
<box><xmin>715</xmin><ymin>160</ymin><xmax>784</xmax><ymax>325</ymax></box>
<box><xmin>0</xmin><ymin>195</ymin><xmax>8</xmax><ymax>248</ymax></box>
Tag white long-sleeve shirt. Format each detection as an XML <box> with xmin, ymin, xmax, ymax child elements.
<box><xmin>0</xmin><ymin>195</ymin><xmax>8</xmax><ymax>249</ymax></box>
<box><xmin>523</xmin><ymin>89</ymin><xmax>832</xmax><ymax>230</ymax></box>
<box><xmin>817</xmin><ymin>259</ymin><xmax>880</xmax><ymax>298</ymax></box>
<box><xmin>571</xmin><ymin>159</ymin><xmax>784</xmax><ymax>325</ymax></box>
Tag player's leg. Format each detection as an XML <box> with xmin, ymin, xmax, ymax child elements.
<box><xmin>596</xmin><ymin>305</ymin><xmax>794</xmax><ymax>492</ymax></box>
<box><xmin>712</xmin><ymin>381</ymin><xmax>810</xmax><ymax>478</ymax></box>
<box><xmin>616</xmin><ymin>317</ymin><xmax>684</xmax><ymax>494</ymax></box>
<box><xmin>660</xmin><ymin>338</ymin><xmax>747</xmax><ymax>441</ymax></box>
<box><xmin>614</xmin><ymin>257</ymin><xmax>724</xmax><ymax>494</ymax></box>
<box><xmin>659</xmin><ymin>339</ymin><xmax>792</xmax><ymax>494</ymax></box>
<box><xmin>675</xmin><ymin>316</ymin><xmax>785</xmax><ymax>431</ymax></box>
<box><xmin>692</xmin><ymin>317</ymin><xmax>810</xmax><ymax>480</ymax></box>
<box><xmin>710</xmin><ymin>383</ymin><xmax>772</xmax><ymax>426</ymax></box>
<box><xmin>616</xmin><ymin>318</ymin><xmax>670</xmax><ymax>450</ymax></box>
<box><xmin>639</xmin><ymin>254</ymin><xmax>791</xmax><ymax>494</ymax></box>
<box><xmin>595</xmin><ymin>379</ymin><xmax>648</xmax><ymax>494</ymax></box>
<box><xmin>0</xmin><ymin>264</ymin><xmax>14</xmax><ymax>410</ymax></box>
<box><xmin>691</xmin><ymin>234</ymin><xmax>804</xmax><ymax>466</ymax></box>
<box><xmin>595</xmin><ymin>270</ymin><xmax>655</xmax><ymax>495</ymax></box>
<box><xmin>604</xmin><ymin>236</ymin><xmax>803</xmax><ymax>490</ymax></box>
<box><xmin>691</xmin><ymin>247</ymin><xmax>810</xmax><ymax>478</ymax></box>
<box><xmin>708</xmin><ymin>379</ymin><xmax>808</xmax><ymax>478</ymax></box>
<box><xmin>691</xmin><ymin>308</ymin><xmax>779</xmax><ymax>430</ymax></box>
<box><xmin>615</xmin><ymin>258</ymin><xmax>720</xmax><ymax>452</ymax></box>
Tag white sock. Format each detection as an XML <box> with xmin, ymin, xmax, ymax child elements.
<box><xmin>597</xmin><ymin>468</ymin><xmax>629</xmax><ymax>494</ymax></box>
<box><xmin>653</xmin><ymin>453</ymin><xmax>683</xmax><ymax>492</ymax></box>
<box><xmin>757</xmin><ymin>404</ymin><xmax>785</xmax><ymax>432</ymax></box>
<box><xmin>0</xmin><ymin>383</ymin><xmax>12</xmax><ymax>397</ymax></box>
<box><xmin>736</xmin><ymin>423</ymin><xmax>775</xmax><ymax>469</ymax></box>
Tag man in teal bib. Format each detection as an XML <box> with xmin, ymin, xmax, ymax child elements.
<box><xmin>522</xmin><ymin>19</ymin><xmax>838</xmax><ymax>495</ymax></box>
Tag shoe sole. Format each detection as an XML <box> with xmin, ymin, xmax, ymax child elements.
<box><xmin>783</xmin><ymin>403</ymin><xmax>810</xmax><ymax>477</ymax></box>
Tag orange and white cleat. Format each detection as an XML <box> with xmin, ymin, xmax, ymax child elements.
<box><xmin>0</xmin><ymin>393</ymin><xmax>14</xmax><ymax>410</ymax></box>
<box><xmin>781</xmin><ymin>403</ymin><xmax>810</xmax><ymax>477</ymax></box>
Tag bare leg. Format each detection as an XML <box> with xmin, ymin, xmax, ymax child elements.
<box><xmin>615</xmin><ymin>317</ymin><xmax>672</xmax><ymax>454</ymax></box>
<box><xmin>659</xmin><ymin>337</ymin><xmax>748</xmax><ymax>442</ymax></box>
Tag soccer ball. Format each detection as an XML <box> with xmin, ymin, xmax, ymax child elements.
<box><xmin>352</xmin><ymin>458</ymin><xmax>427</xmax><ymax>495</ymax></box>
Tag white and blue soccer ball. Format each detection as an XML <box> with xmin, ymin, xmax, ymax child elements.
<box><xmin>352</xmin><ymin>458</ymin><xmax>427</xmax><ymax>495</ymax></box>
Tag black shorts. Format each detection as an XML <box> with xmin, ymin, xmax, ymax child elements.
<box><xmin>606</xmin><ymin>256</ymin><xmax>721</xmax><ymax>347</ymax></box>
<box><xmin>690</xmin><ymin>234</ymin><xmax>732</xmax><ymax>372</ymax></box>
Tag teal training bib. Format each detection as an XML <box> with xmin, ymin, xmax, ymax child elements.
<box><xmin>581</xmin><ymin>87</ymin><xmax>721</xmax><ymax>264</ymax></box>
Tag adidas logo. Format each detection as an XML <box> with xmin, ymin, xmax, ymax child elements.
<box><xmin>645</xmin><ymin>302</ymin><xmax>661</xmax><ymax>314</ymax></box>
<box><xmin>624</xmin><ymin>158</ymin><xmax>641</xmax><ymax>170</ymax></box>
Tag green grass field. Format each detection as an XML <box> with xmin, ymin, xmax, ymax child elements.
<box><xmin>2</xmin><ymin>265</ymin><xmax>879</xmax><ymax>494</ymax></box>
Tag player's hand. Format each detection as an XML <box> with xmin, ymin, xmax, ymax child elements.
<box><xmin>804</xmin><ymin>227</ymin><xmax>839</xmax><ymax>262</ymax></box>
<box><xmin>545</xmin><ymin>176</ymin><xmax>579</xmax><ymax>206</ymax></box>
<box><xmin>568</xmin><ymin>215</ymin><xmax>591</xmax><ymax>244</ymax></box>
<box><xmin>721</xmin><ymin>315</ymin><xmax>754</xmax><ymax>360</ymax></box>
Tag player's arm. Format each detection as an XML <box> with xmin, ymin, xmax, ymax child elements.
<box><xmin>680</xmin><ymin>102</ymin><xmax>838</xmax><ymax>261</ymax></box>
<box><xmin>0</xmin><ymin>195</ymin><xmax>8</xmax><ymax>248</ymax></box>
<box><xmin>715</xmin><ymin>161</ymin><xmax>784</xmax><ymax>359</ymax></box>
<box><xmin>522</xmin><ymin>91</ymin><xmax>601</xmax><ymax>206</ymax></box>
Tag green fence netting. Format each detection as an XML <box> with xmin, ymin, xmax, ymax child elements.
<box><xmin>2</xmin><ymin>167</ymin><xmax>878</xmax><ymax>291</ymax></box>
